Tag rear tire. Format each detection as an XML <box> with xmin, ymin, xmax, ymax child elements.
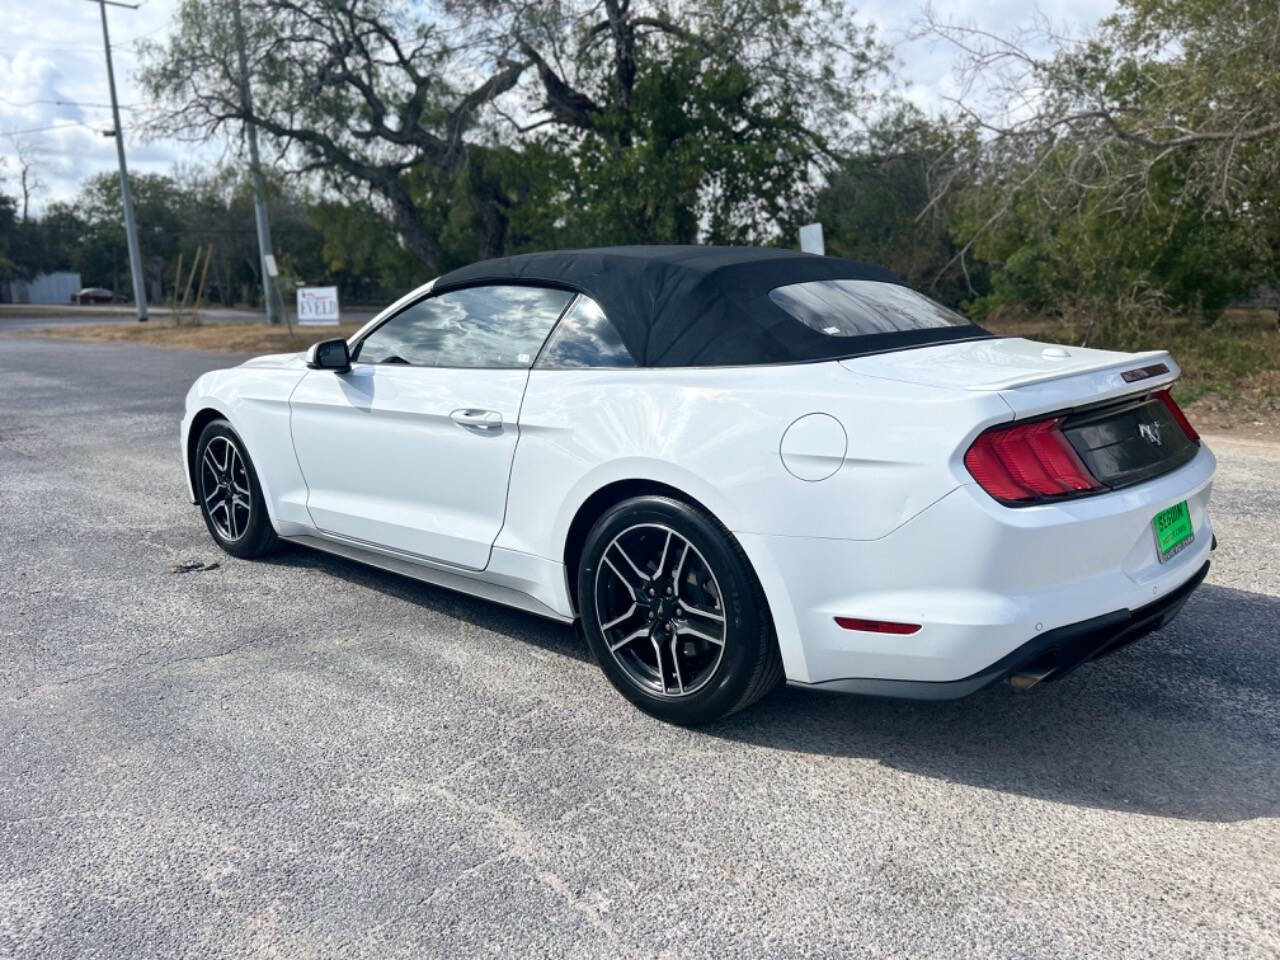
<box><xmin>194</xmin><ymin>419</ymin><xmax>278</xmax><ymax>559</ymax></box>
<box><xmin>577</xmin><ymin>495</ymin><xmax>782</xmax><ymax>724</ymax></box>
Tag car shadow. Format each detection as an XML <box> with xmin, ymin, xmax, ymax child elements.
<box><xmin>262</xmin><ymin>545</ymin><xmax>1279</xmax><ymax>823</ymax></box>
<box><xmin>260</xmin><ymin>542</ymin><xmax>591</xmax><ymax>665</ymax></box>
<box><xmin>708</xmin><ymin>582</ymin><xmax>1280</xmax><ymax>823</ymax></box>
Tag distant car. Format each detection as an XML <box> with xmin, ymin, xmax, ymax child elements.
<box><xmin>71</xmin><ymin>287</ymin><xmax>118</xmax><ymax>304</ymax></box>
<box><xmin>180</xmin><ymin>245</ymin><xmax>1216</xmax><ymax>724</ymax></box>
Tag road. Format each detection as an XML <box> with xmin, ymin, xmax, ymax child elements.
<box><xmin>0</xmin><ymin>306</ymin><xmax>382</xmax><ymax>332</ymax></box>
<box><xmin>1</xmin><ymin>337</ymin><xmax>1277</xmax><ymax>959</ymax></box>
<box><xmin>0</xmin><ymin>307</ymin><xmax>255</xmax><ymax>331</ymax></box>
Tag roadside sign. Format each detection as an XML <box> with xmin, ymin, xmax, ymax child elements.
<box><xmin>297</xmin><ymin>286</ymin><xmax>340</xmax><ymax>325</ymax></box>
<box><xmin>799</xmin><ymin>222</ymin><xmax>825</xmax><ymax>256</ymax></box>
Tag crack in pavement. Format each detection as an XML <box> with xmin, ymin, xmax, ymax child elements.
<box><xmin>420</xmin><ymin>781</ymin><xmax>638</xmax><ymax>958</ymax></box>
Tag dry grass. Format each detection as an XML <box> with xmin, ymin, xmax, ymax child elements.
<box><xmin>985</xmin><ymin>307</ymin><xmax>1280</xmax><ymax>440</ymax></box>
<box><xmin>10</xmin><ymin>319</ymin><xmax>367</xmax><ymax>355</ymax></box>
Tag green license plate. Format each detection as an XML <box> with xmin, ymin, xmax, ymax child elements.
<box><xmin>1153</xmin><ymin>500</ymin><xmax>1194</xmax><ymax>563</ymax></box>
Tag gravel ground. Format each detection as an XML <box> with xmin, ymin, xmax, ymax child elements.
<box><xmin>1</xmin><ymin>337</ymin><xmax>1277</xmax><ymax>959</ymax></box>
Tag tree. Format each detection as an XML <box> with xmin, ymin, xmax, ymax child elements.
<box><xmin>140</xmin><ymin>0</ymin><xmax>888</xmax><ymax>267</ymax></box>
<box><xmin>309</xmin><ymin>197</ymin><xmax>420</xmax><ymax>299</ymax></box>
<box><xmin>0</xmin><ymin>171</ymin><xmax>18</xmax><ymax>283</ymax></box>
<box><xmin>2</xmin><ymin>161</ymin><xmax>421</xmax><ymax>307</ymax></box>
<box><xmin>812</xmin><ymin>107</ymin><xmax>980</xmax><ymax>306</ymax></box>
<box><xmin>141</xmin><ymin>0</ymin><xmax>531</xmax><ymax>268</ymax></box>
<box><xmin>489</xmin><ymin>0</ymin><xmax>888</xmax><ymax>247</ymax></box>
<box><xmin>0</xmin><ymin>159</ymin><xmax>52</xmax><ymax>285</ymax></box>
<box><xmin>921</xmin><ymin>0</ymin><xmax>1280</xmax><ymax>318</ymax></box>
<box><xmin>8</xmin><ymin>139</ymin><xmax>43</xmax><ymax>223</ymax></box>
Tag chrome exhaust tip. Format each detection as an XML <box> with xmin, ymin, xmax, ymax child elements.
<box><xmin>1007</xmin><ymin>667</ymin><xmax>1056</xmax><ymax>692</ymax></box>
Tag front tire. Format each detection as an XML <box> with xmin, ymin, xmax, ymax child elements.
<box><xmin>577</xmin><ymin>496</ymin><xmax>782</xmax><ymax>724</ymax></box>
<box><xmin>195</xmin><ymin>419</ymin><xmax>278</xmax><ymax>559</ymax></box>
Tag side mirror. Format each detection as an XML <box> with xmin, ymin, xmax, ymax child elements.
<box><xmin>306</xmin><ymin>338</ymin><xmax>351</xmax><ymax>373</ymax></box>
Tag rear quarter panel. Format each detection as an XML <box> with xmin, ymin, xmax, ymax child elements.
<box><xmin>503</xmin><ymin>361</ymin><xmax>1012</xmax><ymax>679</ymax></box>
<box><xmin>505</xmin><ymin>361</ymin><xmax>1012</xmax><ymax>556</ymax></box>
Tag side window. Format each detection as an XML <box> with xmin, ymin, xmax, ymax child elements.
<box><xmin>353</xmin><ymin>285</ymin><xmax>574</xmax><ymax>368</ymax></box>
<box><xmin>535</xmin><ymin>295</ymin><xmax>636</xmax><ymax>369</ymax></box>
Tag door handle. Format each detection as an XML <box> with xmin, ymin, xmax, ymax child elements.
<box><xmin>450</xmin><ymin>408</ymin><xmax>503</xmax><ymax>431</ymax></box>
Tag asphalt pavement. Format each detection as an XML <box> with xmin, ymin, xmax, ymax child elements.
<box><xmin>1</xmin><ymin>336</ymin><xmax>1277</xmax><ymax>958</ymax></box>
<box><xmin>0</xmin><ymin>306</ymin><xmax>382</xmax><ymax>332</ymax></box>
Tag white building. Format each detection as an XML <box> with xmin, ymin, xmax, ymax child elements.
<box><xmin>4</xmin><ymin>272</ymin><xmax>82</xmax><ymax>305</ymax></box>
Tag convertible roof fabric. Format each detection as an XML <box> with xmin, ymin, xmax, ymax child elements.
<box><xmin>433</xmin><ymin>245</ymin><xmax>990</xmax><ymax>368</ymax></box>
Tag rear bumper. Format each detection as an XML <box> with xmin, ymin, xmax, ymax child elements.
<box><xmin>736</xmin><ymin>442</ymin><xmax>1216</xmax><ymax>686</ymax></box>
<box><xmin>791</xmin><ymin>559</ymin><xmax>1209</xmax><ymax>700</ymax></box>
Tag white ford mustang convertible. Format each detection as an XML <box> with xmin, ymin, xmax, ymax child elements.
<box><xmin>182</xmin><ymin>246</ymin><xmax>1215</xmax><ymax>723</ymax></box>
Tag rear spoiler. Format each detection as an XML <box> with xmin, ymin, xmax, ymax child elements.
<box><xmin>965</xmin><ymin>350</ymin><xmax>1175</xmax><ymax>392</ymax></box>
<box><xmin>993</xmin><ymin>351</ymin><xmax>1180</xmax><ymax>420</ymax></box>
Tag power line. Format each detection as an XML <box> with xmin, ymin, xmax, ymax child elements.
<box><xmin>0</xmin><ymin>45</ymin><xmax>110</xmax><ymax>53</ymax></box>
<box><xmin>118</xmin><ymin>21</ymin><xmax>168</xmax><ymax>43</ymax></box>
<box><xmin>0</xmin><ymin>120</ymin><xmax>98</xmax><ymax>137</ymax></box>
<box><xmin>0</xmin><ymin>12</ymin><xmax>166</xmax><ymax>54</ymax></box>
<box><xmin>0</xmin><ymin>27</ymin><xmax>165</xmax><ymax>55</ymax></box>
<box><xmin>0</xmin><ymin>97</ymin><xmax>137</xmax><ymax>111</ymax></box>
<box><xmin>0</xmin><ymin>43</ymin><xmax>147</xmax><ymax>54</ymax></box>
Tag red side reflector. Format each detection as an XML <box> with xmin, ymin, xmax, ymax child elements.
<box><xmin>964</xmin><ymin>417</ymin><xmax>1103</xmax><ymax>503</ymax></box>
<box><xmin>834</xmin><ymin>617</ymin><xmax>922</xmax><ymax>635</ymax></box>
<box><xmin>1155</xmin><ymin>389</ymin><xmax>1200</xmax><ymax>442</ymax></box>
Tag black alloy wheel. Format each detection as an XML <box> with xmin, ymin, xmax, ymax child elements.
<box><xmin>195</xmin><ymin>419</ymin><xmax>278</xmax><ymax>559</ymax></box>
<box><xmin>577</xmin><ymin>496</ymin><xmax>782</xmax><ymax>724</ymax></box>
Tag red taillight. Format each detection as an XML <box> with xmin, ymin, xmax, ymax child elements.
<box><xmin>834</xmin><ymin>617</ymin><xmax>921</xmax><ymax>635</ymax></box>
<box><xmin>964</xmin><ymin>417</ymin><xmax>1102</xmax><ymax>503</ymax></box>
<box><xmin>1155</xmin><ymin>389</ymin><xmax>1200</xmax><ymax>442</ymax></box>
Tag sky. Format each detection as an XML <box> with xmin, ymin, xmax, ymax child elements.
<box><xmin>0</xmin><ymin>0</ymin><xmax>220</xmax><ymax>212</ymax></box>
<box><xmin>0</xmin><ymin>0</ymin><xmax>1118</xmax><ymax>213</ymax></box>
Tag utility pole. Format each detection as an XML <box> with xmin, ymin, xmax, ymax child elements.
<box><xmin>231</xmin><ymin>0</ymin><xmax>281</xmax><ymax>324</ymax></box>
<box><xmin>90</xmin><ymin>0</ymin><xmax>148</xmax><ymax>322</ymax></box>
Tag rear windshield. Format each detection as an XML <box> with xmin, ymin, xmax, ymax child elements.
<box><xmin>769</xmin><ymin>279</ymin><xmax>970</xmax><ymax>337</ymax></box>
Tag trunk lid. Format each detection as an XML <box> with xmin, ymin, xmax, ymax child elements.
<box><xmin>840</xmin><ymin>337</ymin><xmax>1178</xmax><ymax>418</ymax></box>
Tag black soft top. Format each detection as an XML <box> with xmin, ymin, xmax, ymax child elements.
<box><xmin>433</xmin><ymin>245</ymin><xmax>989</xmax><ymax>368</ymax></box>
